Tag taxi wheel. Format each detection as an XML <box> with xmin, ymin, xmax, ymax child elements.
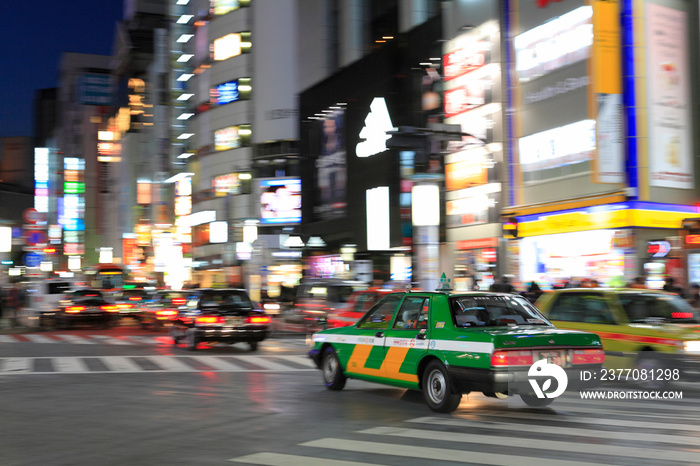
<box><xmin>249</xmin><ymin>341</ymin><xmax>259</xmax><ymax>352</ymax></box>
<box><xmin>321</xmin><ymin>347</ymin><xmax>346</xmax><ymax>391</ymax></box>
<box><xmin>423</xmin><ymin>361</ymin><xmax>462</xmax><ymax>413</ymax></box>
<box><xmin>169</xmin><ymin>326</ymin><xmax>181</xmax><ymax>345</ymax></box>
<box><xmin>520</xmin><ymin>393</ymin><xmax>554</xmax><ymax>407</ymax></box>
<box><xmin>185</xmin><ymin>329</ymin><xmax>198</xmax><ymax>351</ymax></box>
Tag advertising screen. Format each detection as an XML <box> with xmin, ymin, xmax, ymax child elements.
<box><xmin>314</xmin><ymin>110</ymin><xmax>347</xmax><ymax>219</ymax></box>
<box><xmin>259</xmin><ymin>178</ymin><xmax>301</xmax><ymax>224</ymax></box>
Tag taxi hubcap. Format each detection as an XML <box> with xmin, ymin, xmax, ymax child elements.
<box><xmin>428</xmin><ymin>370</ymin><xmax>446</xmax><ymax>402</ymax></box>
<box><xmin>323</xmin><ymin>355</ymin><xmax>337</xmax><ymax>380</ymax></box>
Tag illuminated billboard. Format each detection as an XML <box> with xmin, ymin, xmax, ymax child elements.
<box><xmin>259</xmin><ymin>178</ymin><xmax>301</xmax><ymax>224</ymax></box>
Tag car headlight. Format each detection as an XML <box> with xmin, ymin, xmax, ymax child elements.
<box><xmin>683</xmin><ymin>341</ymin><xmax>700</xmax><ymax>353</ymax></box>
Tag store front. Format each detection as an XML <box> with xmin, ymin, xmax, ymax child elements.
<box><xmin>509</xmin><ymin>201</ymin><xmax>698</xmax><ymax>289</ymax></box>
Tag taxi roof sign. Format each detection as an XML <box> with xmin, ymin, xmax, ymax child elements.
<box><xmin>436</xmin><ymin>273</ymin><xmax>453</xmax><ymax>292</ymax></box>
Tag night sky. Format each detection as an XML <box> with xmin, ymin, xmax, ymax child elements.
<box><xmin>0</xmin><ymin>1</ymin><xmax>123</xmax><ymax>138</ymax></box>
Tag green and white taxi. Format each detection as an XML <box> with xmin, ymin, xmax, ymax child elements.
<box><xmin>308</xmin><ymin>289</ymin><xmax>604</xmax><ymax>412</ymax></box>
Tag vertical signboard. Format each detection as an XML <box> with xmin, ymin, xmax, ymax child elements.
<box><xmin>315</xmin><ymin>110</ymin><xmax>347</xmax><ymax>219</ymax></box>
<box><xmin>592</xmin><ymin>0</ymin><xmax>624</xmax><ymax>183</ymax></box>
<box><xmin>645</xmin><ymin>4</ymin><xmax>693</xmax><ymax>189</ymax></box>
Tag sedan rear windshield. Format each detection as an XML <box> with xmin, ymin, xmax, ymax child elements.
<box><xmin>450</xmin><ymin>295</ymin><xmax>551</xmax><ymax>328</ymax></box>
<box><xmin>619</xmin><ymin>293</ymin><xmax>700</xmax><ymax>323</ymax></box>
<box><xmin>198</xmin><ymin>291</ymin><xmax>254</xmax><ymax>309</ymax></box>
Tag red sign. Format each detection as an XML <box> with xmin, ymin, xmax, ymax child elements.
<box><xmin>456</xmin><ymin>237</ymin><xmax>499</xmax><ymax>250</ymax></box>
<box><xmin>686</xmin><ymin>235</ymin><xmax>700</xmax><ymax>244</ymax></box>
<box><xmin>23</xmin><ymin>208</ymin><xmax>39</xmax><ymax>224</ymax></box>
<box><xmin>444</xmin><ymin>47</ymin><xmax>486</xmax><ymax>81</ymax></box>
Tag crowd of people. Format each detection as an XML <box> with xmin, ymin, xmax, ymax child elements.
<box><xmin>482</xmin><ymin>274</ymin><xmax>700</xmax><ymax>308</ymax></box>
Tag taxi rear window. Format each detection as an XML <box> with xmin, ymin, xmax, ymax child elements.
<box><xmin>450</xmin><ymin>295</ymin><xmax>550</xmax><ymax>328</ymax></box>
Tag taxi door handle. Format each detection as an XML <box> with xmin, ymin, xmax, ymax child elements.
<box><xmin>375</xmin><ymin>332</ymin><xmax>384</xmax><ymax>338</ymax></box>
<box><xmin>416</xmin><ymin>333</ymin><xmax>426</xmax><ymax>340</ymax></box>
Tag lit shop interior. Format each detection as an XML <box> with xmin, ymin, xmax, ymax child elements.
<box><xmin>518</xmin><ymin>230</ymin><xmax>629</xmax><ymax>289</ymax></box>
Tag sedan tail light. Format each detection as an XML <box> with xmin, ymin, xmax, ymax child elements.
<box><xmin>195</xmin><ymin>316</ymin><xmax>225</xmax><ymax>325</ymax></box>
<box><xmin>247</xmin><ymin>315</ymin><xmax>271</xmax><ymax>324</ymax></box>
<box><xmin>156</xmin><ymin>310</ymin><xmax>178</xmax><ymax>317</ymax></box>
<box><xmin>117</xmin><ymin>303</ymin><xmax>133</xmax><ymax>309</ymax></box>
<box><xmin>66</xmin><ymin>306</ymin><xmax>86</xmax><ymax>314</ymax></box>
<box><xmin>101</xmin><ymin>305</ymin><xmax>119</xmax><ymax>312</ymax></box>
<box><xmin>491</xmin><ymin>350</ymin><xmax>534</xmax><ymax>367</ymax></box>
<box><xmin>128</xmin><ymin>296</ymin><xmax>142</xmax><ymax>301</ymax></box>
<box><xmin>572</xmin><ymin>349</ymin><xmax>605</xmax><ymax>364</ymax></box>
<box><xmin>172</xmin><ymin>298</ymin><xmax>186</xmax><ymax>306</ymax></box>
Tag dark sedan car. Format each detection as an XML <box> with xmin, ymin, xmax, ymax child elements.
<box><xmin>139</xmin><ymin>290</ymin><xmax>189</xmax><ymax>330</ymax></box>
<box><xmin>169</xmin><ymin>288</ymin><xmax>271</xmax><ymax>351</ymax></box>
<box><xmin>40</xmin><ymin>289</ymin><xmax>119</xmax><ymax>329</ymax></box>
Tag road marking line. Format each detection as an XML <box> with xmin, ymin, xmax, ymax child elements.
<box><xmin>466</xmin><ymin>410</ymin><xmax>700</xmax><ymax>433</ymax></box>
<box><xmin>54</xmin><ymin>334</ymin><xmax>95</xmax><ymax>344</ymax></box>
<box><xmin>189</xmin><ymin>356</ymin><xmax>245</xmax><ymax>371</ymax></box>
<box><xmin>52</xmin><ymin>357</ymin><xmax>89</xmax><ymax>373</ymax></box>
<box><xmin>23</xmin><ymin>334</ymin><xmax>59</xmax><ymax>344</ymax></box>
<box><xmin>235</xmin><ymin>356</ymin><xmax>295</xmax><ymax>371</ymax></box>
<box><xmin>0</xmin><ymin>335</ymin><xmax>18</xmax><ymax>343</ymax></box>
<box><xmin>145</xmin><ymin>356</ymin><xmax>196</xmax><ymax>372</ymax></box>
<box><xmin>0</xmin><ymin>358</ymin><xmax>33</xmax><ymax>372</ymax></box>
<box><xmin>88</xmin><ymin>335</ymin><xmax>133</xmax><ymax>345</ymax></box>
<box><xmin>301</xmin><ymin>438</ymin><xmax>601</xmax><ymax>466</ymax></box>
<box><xmin>365</xmin><ymin>426</ymin><xmax>699</xmax><ymax>461</ymax></box>
<box><xmin>228</xmin><ymin>452</ymin><xmax>383</xmax><ymax>465</ymax></box>
<box><xmin>272</xmin><ymin>355</ymin><xmax>316</xmax><ymax>368</ymax></box>
<box><xmin>125</xmin><ymin>336</ymin><xmax>160</xmax><ymax>345</ymax></box>
<box><xmin>407</xmin><ymin>416</ymin><xmax>698</xmax><ymax>445</ymax></box>
<box><xmin>100</xmin><ymin>356</ymin><xmax>142</xmax><ymax>372</ymax></box>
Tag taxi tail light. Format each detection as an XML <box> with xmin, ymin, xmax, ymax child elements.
<box><xmin>572</xmin><ymin>349</ymin><xmax>605</xmax><ymax>364</ymax></box>
<box><xmin>66</xmin><ymin>306</ymin><xmax>85</xmax><ymax>314</ymax></box>
<box><xmin>156</xmin><ymin>310</ymin><xmax>178</xmax><ymax>317</ymax></box>
<box><xmin>128</xmin><ymin>296</ymin><xmax>142</xmax><ymax>301</ymax></box>
<box><xmin>195</xmin><ymin>316</ymin><xmax>225</xmax><ymax>325</ymax></box>
<box><xmin>117</xmin><ymin>303</ymin><xmax>133</xmax><ymax>309</ymax></box>
<box><xmin>491</xmin><ymin>350</ymin><xmax>534</xmax><ymax>367</ymax></box>
<box><xmin>248</xmin><ymin>315</ymin><xmax>271</xmax><ymax>324</ymax></box>
<box><xmin>172</xmin><ymin>297</ymin><xmax>186</xmax><ymax>306</ymax></box>
<box><xmin>101</xmin><ymin>305</ymin><xmax>119</xmax><ymax>312</ymax></box>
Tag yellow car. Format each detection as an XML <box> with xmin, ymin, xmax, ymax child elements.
<box><xmin>536</xmin><ymin>288</ymin><xmax>700</xmax><ymax>388</ymax></box>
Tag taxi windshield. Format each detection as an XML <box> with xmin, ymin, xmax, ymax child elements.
<box><xmin>450</xmin><ymin>295</ymin><xmax>551</xmax><ymax>328</ymax></box>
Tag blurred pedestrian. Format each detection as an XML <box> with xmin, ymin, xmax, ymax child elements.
<box><xmin>629</xmin><ymin>276</ymin><xmax>646</xmax><ymax>289</ymax></box>
<box><xmin>7</xmin><ymin>285</ymin><xmax>19</xmax><ymax>327</ymax></box>
<box><xmin>687</xmin><ymin>283</ymin><xmax>700</xmax><ymax>308</ymax></box>
<box><xmin>490</xmin><ymin>276</ymin><xmax>514</xmax><ymax>293</ymax></box>
<box><xmin>662</xmin><ymin>276</ymin><xmax>683</xmax><ymax>296</ymax></box>
<box><xmin>522</xmin><ymin>281</ymin><xmax>543</xmax><ymax>303</ymax></box>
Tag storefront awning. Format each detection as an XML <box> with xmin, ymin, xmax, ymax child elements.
<box><xmin>500</xmin><ymin>191</ymin><xmax>628</xmax><ymax>218</ymax></box>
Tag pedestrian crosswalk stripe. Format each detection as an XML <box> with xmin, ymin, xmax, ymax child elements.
<box><xmin>88</xmin><ymin>335</ymin><xmax>134</xmax><ymax>345</ymax></box>
<box><xmin>551</xmin><ymin>393</ymin><xmax>697</xmax><ymax>412</ymax></box>
<box><xmin>1</xmin><ymin>358</ymin><xmax>32</xmax><ymax>372</ymax></box>
<box><xmin>407</xmin><ymin>416</ymin><xmax>696</xmax><ymax>446</ymax></box>
<box><xmin>147</xmin><ymin>356</ymin><xmax>197</xmax><ymax>372</ymax></box>
<box><xmin>23</xmin><ymin>334</ymin><xmax>58</xmax><ymax>343</ymax></box>
<box><xmin>468</xmin><ymin>409</ymin><xmax>700</xmax><ymax>433</ymax></box>
<box><xmin>228</xmin><ymin>452</ymin><xmax>384</xmax><ymax>466</ymax></box>
<box><xmin>0</xmin><ymin>335</ymin><xmax>17</xmax><ymax>343</ymax></box>
<box><xmin>101</xmin><ymin>356</ymin><xmax>145</xmax><ymax>372</ymax></box>
<box><xmin>273</xmin><ymin>354</ymin><xmax>316</xmax><ymax>368</ymax></box>
<box><xmin>361</xmin><ymin>425</ymin><xmax>700</xmax><ymax>463</ymax></box>
<box><xmin>53</xmin><ymin>357</ymin><xmax>88</xmax><ymax>373</ymax></box>
<box><xmin>190</xmin><ymin>355</ymin><xmax>243</xmax><ymax>371</ymax></box>
<box><xmin>301</xmin><ymin>438</ymin><xmax>601</xmax><ymax>466</ymax></box>
<box><xmin>54</xmin><ymin>334</ymin><xmax>95</xmax><ymax>344</ymax></box>
<box><xmin>0</xmin><ymin>355</ymin><xmax>317</xmax><ymax>374</ymax></box>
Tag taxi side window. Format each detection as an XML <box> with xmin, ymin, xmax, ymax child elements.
<box><xmin>357</xmin><ymin>295</ymin><xmax>402</xmax><ymax>329</ymax></box>
<box><xmin>354</xmin><ymin>293</ymin><xmax>376</xmax><ymax>313</ymax></box>
<box><xmin>548</xmin><ymin>293</ymin><xmax>612</xmax><ymax>323</ymax></box>
<box><xmin>393</xmin><ymin>297</ymin><xmax>428</xmax><ymax>329</ymax></box>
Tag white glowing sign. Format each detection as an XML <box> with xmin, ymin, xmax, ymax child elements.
<box><xmin>213</xmin><ymin>33</ymin><xmax>241</xmax><ymax>61</ymax></box>
<box><xmin>34</xmin><ymin>148</ymin><xmax>49</xmax><ymax>213</ymax></box>
<box><xmin>519</xmin><ymin>120</ymin><xmax>596</xmax><ymax>172</ymax></box>
<box><xmin>514</xmin><ymin>6</ymin><xmax>593</xmax><ymax>82</ymax></box>
<box><xmin>366</xmin><ymin>186</ymin><xmax>390</xmax><ymax>250</ymax></box>
<box><xmin>356</xmin><ymin>98</ymin><xmax>396</xmax><ymax>158</ymax></box>
<box><xmin>215</xmin><ymin>126</ymin><xmax>241</xmax><ymax>151</ymax></box>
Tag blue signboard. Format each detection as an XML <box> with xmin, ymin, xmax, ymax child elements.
<box><xmin>23</xmin><ymin>253</ymin><xmax>42</xmax><ymax>268</ymax></box>
<box><xmin>78</xmin><ymin>74</ymin><xmax>112</xmax><ymax>105</ymax></box>
<box><xmin>216</xmin><ymin>80</ymin><xmax>239</xmax><ymax>105</ymax></box>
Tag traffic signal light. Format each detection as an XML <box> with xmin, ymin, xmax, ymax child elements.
<box><xmin>503</xmin><ymin>217</ymin><xmax>518</xmax><ymax>239</ymax></box>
